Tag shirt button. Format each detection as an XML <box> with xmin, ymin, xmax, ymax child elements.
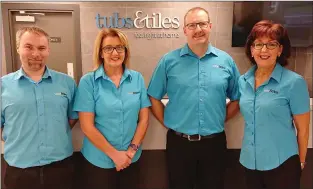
<box><xmin>200</xmin><ymin>99</ymin><xmax>203</xmax><ymax>102</ymax></box>
<box><xmin>39</xmin><ymin>113</ymin><xmax>43</xmax><ymax>116</ymax></box>
<box><xmin>251</xmin><ymin>132</ymin><xmax>254</xmax><ymax>135</ymax></box>
<box><xmin>200</xmin><ymin>113</ymin><xmax>203</xmax><ymax>115</ymax></box>
<box><xmin>251</xmin><ymin>142</ymin><xmax>254</xmax><ymax>146</ymax></box>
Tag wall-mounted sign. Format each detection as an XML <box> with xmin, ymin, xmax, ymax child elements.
<box><xmin>95</xmin><ymin>11</ymin><xmax>180</xmax><ymax>29</ymax></box>
<box><xmin>49</xmin><ymin>37</ymin><xmax>61</xmax><ymax>43</ymax></box>
<box><xmin>15</xmin><ymin>15</ymin><xmax>35</xmax><ymax>22</ymax></box>
<box><xmin>95</xmin><ymin>11</ymin><xmax>181</xmax><ymax>40</ymax></box>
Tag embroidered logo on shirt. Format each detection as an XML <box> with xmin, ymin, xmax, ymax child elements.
<box><xmin>128</xmin><ymin>91</ymin><xmax>140</xmax><ymax>94</ymax></box>
<box><xmin>264</xmin><ymin>89</ymin><xmax>279</xmax><ymax>94</ymax></box>
<box><xmin>55</xmin><ymin>92</ymin><xmax>67</xmax><ymax>96</ymax></box>
<box><xmin>212</xmin><ymin>64</ymin><xmax>226</xmax><ymax>69</ymax></box>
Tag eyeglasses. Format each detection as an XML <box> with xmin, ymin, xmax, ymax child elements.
<box><xmin>252</xmin><ymin>42</ymin><xmax>280</xmax><ymax>50</ymax></box>
<box><xmin>185</xmin><ymin>21</ymin><xmax>210</xmax><ymax>30</ymax></box>
<box><xmin>102</xmin><ymin>45</ymin><xmax>125</xmax><ymax>54</ymax></box>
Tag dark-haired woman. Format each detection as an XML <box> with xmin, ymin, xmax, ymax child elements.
<box><xmin>238</xmin><ymin>20</ymin><xmax>310</xmax><ymax>189</ymax></box>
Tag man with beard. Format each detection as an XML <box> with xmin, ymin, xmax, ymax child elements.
<box><xmin>1</xmin><ymin>26</ymin><xmax>78</xmax><ymax>189</ymax></box>
<box><xmin>148</xmin><ymin>7</ymin><xmax>240</xmax><ymax>189</ymax></box>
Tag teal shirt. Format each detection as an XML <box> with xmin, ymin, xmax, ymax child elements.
<box><xmin>73</xmin><ymin>65</ymin><xmax>151</xmax><ymax>168</ymax></box>
<box><xmin>1</xmin><ymin>67</ymin><xmax>78</xmax><ymax>168</ymax></box>
<box><xmin>239</xmin><ymin>63</ymin><xmax>310</xmax><ymax>170</ymax></box>
<box><xmin>147</xmin><ymin>44</ymin><xmax>240</xmax><ymax>135</ymax></box>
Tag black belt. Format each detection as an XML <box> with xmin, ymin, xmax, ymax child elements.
<box><xmin>171</xmin><ymin>129</ymin><xmax>224</xmax><ymax>141</ymax></box>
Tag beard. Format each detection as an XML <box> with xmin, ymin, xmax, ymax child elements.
<box><xmin>27</xmin><ymin>60</ymin><xmax>44</xmax><ymax>71</ymax></box>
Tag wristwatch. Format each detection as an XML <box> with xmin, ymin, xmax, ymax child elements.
<box><xmin>301</xmin><ymin>162</ymin><xmax>306</xmax><ymax>169</ymax></box>
<box><xmin>129</xmin><ymin>143</ymin><xmax>139</xmax><ymax>151</ymax></box>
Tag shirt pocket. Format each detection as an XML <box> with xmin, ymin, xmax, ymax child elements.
<box><xmin>209</xmin><ymin>66</ymin><xmax>230</xmax><ymax>91</ymax></box>
<box><xmin>45</xmin><ymin>93</ymin><xmax>69</xmax><ymax>122</ymax></box>
<box><xmin>261</xmin><ymin>94</ymin><xmax>288</xmax><ymax>110</ymax></box>
<box><xmin>260</xmin><ymin>93</ymin><xmax>291</xmax><ymax>122</ymax></box>
<box><xmin>124</xmin><ymin>91</ymin><xmax>141</xmax><ymax>111</ymax></box>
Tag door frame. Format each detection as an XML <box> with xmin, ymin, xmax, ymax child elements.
<box><xmin>1</xmin><ymin>3</ymin><xmax>82</xmax><ymax>83</ymax></box>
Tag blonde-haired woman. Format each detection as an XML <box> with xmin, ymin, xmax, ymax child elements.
<box><xmin>73</xmin><ymin>28</ymin><xmax>151</xmax><ymax>189</ymax></box>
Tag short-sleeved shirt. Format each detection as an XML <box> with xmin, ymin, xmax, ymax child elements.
<box><xmin>239</xmin><ymin>63</ymin><xmax>310</xmax><ymax>171</ymax></box>
<box><xmin>73</xmin><ymin>65</ymin><xmax>151</xmax><ymax>168</ymax></box>
<box><xmin>147</xmin><ymin>44</ymin><xmax>240</xmax><ymax>135</ymax></box>
<box><xmin>1</xmin><ymin>67</ymin><xmax>78</xmax><ymax>168</ymax></box>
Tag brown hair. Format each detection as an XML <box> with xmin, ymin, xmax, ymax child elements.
<box><xmin>16</xmin><ymin>26</ymin><xmax>50</xmax><ymax>49</ymax></box>
<box><xmin>245</xmin><ymin>20</ymin><xmax>291</xmax><ymax>66</ymax></box>
<box><xmin>93</xmin><ymin>28</ymin><xmax>130</xmax><ymax>70</ymax></box>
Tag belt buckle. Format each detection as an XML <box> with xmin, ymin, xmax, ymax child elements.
<box><xmin>187</xmin><ymin>134</ymin><xmax>201</xmax><ymax>141</ymax></box>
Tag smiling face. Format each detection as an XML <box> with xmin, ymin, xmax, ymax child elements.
<box><xmin>245</xmin><ymin>20</ymin><xmax>291</xmax><ymax>67</ymax></box>
<box><xmin>251</xmin><ymin>36</ymin><xmax>283</xmax><ymax>69</ymax></box>
<box><xmin>183</xmin><ymin>9</ymin><xmax>212</xmax><ymax>47</ymax></box>
<box><xmin>101</xmin><ymin>36</ymin><xmax>126</xmax><ymax>69</ymax></box>
<box><xmin>17</xmin><ymin>31</ymin><xmax>50</xmax><ymax>73</ymax></box>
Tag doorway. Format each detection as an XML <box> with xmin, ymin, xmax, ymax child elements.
<box><xmin>1</xmin><ymin>3</ymin><xmax>82</xmax><ymax>82</ymax></box>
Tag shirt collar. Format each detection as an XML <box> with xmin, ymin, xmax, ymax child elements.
<box><xmin>94</xmin><ymin>65</ymin><xmax>105</xmax><ymax>80</ymax></box>
<box><xmin>14</xmin><ymin>66</ymin><xmax>52</xmax><ymax>80</ymax></box>
<box><xmin>179</xmin><ymin>43</ymin><xmax>218</xmax><ymax>57</ymax></box>
<box><xmin>244</xmin><ymin>63</ymin><xmax>283</xmax><ymax>83</ymax></box>
<box><xmin>243</xmin><ymin>65</ymin><xmax>256</xmax><ymax>81</ymax></box>
<box><xmin>122</xmin><ymin>68</ymin><xmax>132</xmax><ymax>82</ymax></box>
<box><xmin>94</xmin><ymin>64</ymin><xmax>132</xmax><ymax>82</ymax></box>
<box><xmin>270</xmin><ymin>63</ymin><xmax>283</xmax><ymax>83</ymax></box>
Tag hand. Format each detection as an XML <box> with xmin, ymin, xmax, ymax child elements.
<box><xmin>111</xmin><ymin>151</ymin><xmax>131</xmax><ymax>171</ymax></box>
<box><xmin>301</xmin><ymin>162</ymin><xmax>306</xmax><ymax>170</ymax></box>
<box><xmin>126</xmin><ymin>147</ymin><xmax>137</xmax><ymax>160</ymax></box>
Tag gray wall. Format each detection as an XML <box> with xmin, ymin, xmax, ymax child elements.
<box><xmin>76</xmin><ymin>1</ymin><xmax>313</xmax><ymax>150</ymax></box>
<box><xmin>77</xmin><ymin>2</ymin><xmax>312</xmax><ymax>95</ymax></box>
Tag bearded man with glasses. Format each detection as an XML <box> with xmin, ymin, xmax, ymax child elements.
<box><xmin>148</xmin><ymin>7</ymin><xmax>241</xmax><ymax>189</ymax></box>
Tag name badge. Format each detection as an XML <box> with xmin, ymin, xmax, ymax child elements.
<box><xmin>128</xmin><ymin>91</ymin><xmax>140</xmax><ymax>94</ymax></box>
<box><xmin>55</xmin><ymin>92</ymin><xmax>67</xmax><ymax>96</ymax></box>
<box><xmin>264</xmin><ymin>89</ymin><xmax>279</xmax><ymax>94</ymax></box>
<box><xmin>212</xmin><ymin>64</ymin><xmax>226</xmax><ymax>69</ymax></box>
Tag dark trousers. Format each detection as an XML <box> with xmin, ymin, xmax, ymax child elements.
<box><xmin>4</xmin><ymin>156</ymin><xmax>74</xmax><ymax>189</ymax></box>
<box><xmin>82</xmin><ymin>154</ymin><xmax>140</xmax><ymax>189</ymax></box>
<box><xmin>166</xmin><ymin>129</ymin><xmax>227</xmax><ymax>189</ymax></box>
<box><xmin>243</xmin><ymin>154</ymin><xmax>302</xmax><ymax>189</ymax></box>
